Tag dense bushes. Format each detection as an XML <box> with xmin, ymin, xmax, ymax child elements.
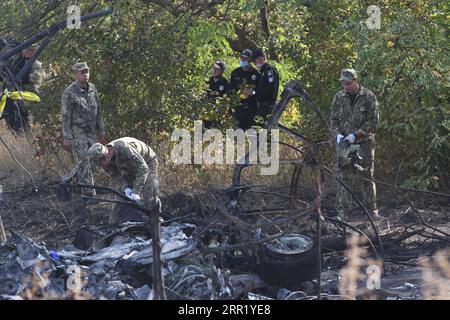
<box><xmin>1</xmin><ymin>0</ymin><xmax>448</xmax><ymax>191</ymax></box>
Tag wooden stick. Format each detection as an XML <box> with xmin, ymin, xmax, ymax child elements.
<box><xmin>151</xmin><ymin>203</ymin><xmax>166</xmax><ymax>300</ymax></box>
<box><xmin>0</xmin><ymin>215</ymin><xmax>7</xmax><ymax>242</ymax></box>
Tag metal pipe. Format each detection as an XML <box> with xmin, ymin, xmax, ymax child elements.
<box><xmin>0</xmin><ymin>8</ymin><xmax>112</xmax><ymax>61</ymax></box>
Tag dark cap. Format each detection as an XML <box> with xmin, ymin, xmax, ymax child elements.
<box><xmin>213</xmin><ymin>60</ymin><xmax>226</xmax><ymax>71</ymax></box>
<box><xmin>251</xmin><ymin>48</ymin><xmax>265</xmax><ymax>61</ymax></box>
<box><xmin>240</xmin><ymin>49</ymin><xmax>252</xmax><ymax>59</ymax></box>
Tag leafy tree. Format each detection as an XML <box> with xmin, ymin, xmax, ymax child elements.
<box><xmin>1</xmin><ymin>0</ymin><xmax>447</xmax><ymax>191</ymax></box>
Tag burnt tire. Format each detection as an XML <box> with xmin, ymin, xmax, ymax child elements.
<box><xmin>254</xmin><ymin>235</ymin><xmax>320</xmax><ymax>289</ymax></box>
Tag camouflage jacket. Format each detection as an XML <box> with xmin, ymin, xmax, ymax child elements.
<box><xmin>330</xmin><ymin>85</ymin><xmax>379</xmax><ymax>144</ymax></box>
<box><xmin>104</xmin><ymin>137</ymin><xmax>157</xmax><ymax>196</ymax></box>
<box><xmin>61</xmin><ymin>82</ymin><xmax>106</xmax><ymax>140</ymax></box>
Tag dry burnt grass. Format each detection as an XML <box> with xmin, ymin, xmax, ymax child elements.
<box><xmin>1</xmin><ymin>178</ymin><xmax>449</xmax><ymax>299</ymax></box>
<box><xmin>0</xmin><ymin>125</ymin><xmax>449</xmax><ymax>299</ymax></box>
<box><xmin>1</xmin><ymin>169</ymin><xmax>448</xmax><ymax>269</ymax></box>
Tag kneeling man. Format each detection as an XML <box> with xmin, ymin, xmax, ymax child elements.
<box><xmin>88</xmin><ymin>137</ymin><xmax>160</xmax><ymax>223</ymax></box>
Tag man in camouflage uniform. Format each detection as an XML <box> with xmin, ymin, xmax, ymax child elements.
<box><xmin>61</xmin><ymin>62</ymin><xmax>106</xmax><ymax>200</ymax></box>
<box><xmin>330</xmin><ymin>69</ymin><xmax>381</xmax><ymax>219</ymax></box>
<box><xmin>19</xmin><ymin>47</ymin><xmax>47</xmax><ymax>130</ymax></box>
<box><xmin>1</xmin><ymin>45</ymin><xmax>47</xmax><ymax>132</ymax></box>
<box><xmin>88</xmin><ymin>137</ymin><xmax>160</xmax><ymax>223</ymax></box>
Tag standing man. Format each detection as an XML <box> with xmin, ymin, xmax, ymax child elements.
<box><xmin>61</xmin><ymin>62</ymin><xmax>106</xmax><ymax>202</ymax></box>
<box><xmin>229</xmin><ymin>49</ymin><xmax>260</xmax><ymax>130</ymax></box>
<box><xmin>330</xmin><ymin>68</ymin><xmax>381</xmax><ymax>219</ymax></box>
<box><xmin>252</xmin><ymin>48</ymin><xmax>279</xmax><ymax>124</ymax></box>
<box><xmin>1</xmin><ymin>45</ymin><xmax>47</xmax><ymax>133</ymax></box>
<box><xmin>87</xmin><ymin>137</ymin><xmax>160</xmax><ymax>223</ymax></box>
<box><xmin>205</xmin><ymin>60</ymin><xmax>229</xmax><ymax>128</ymax></box>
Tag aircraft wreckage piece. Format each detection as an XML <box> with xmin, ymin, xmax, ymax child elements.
<box><xmin>228</xmin><ymin>80</ymin><xmax>383</xmax><ymax>253</ymax></box>
<box><xmin>0</xmin><ymin>223</ymin><xmax>197</xmax><ymax>298</ymax></box>
<box><xmin>56</xmin><ymin>223</ymin><xmax>196</xmax><ymax>264</ymax></box>
<box><xmin>120</xmin><ymin>223</ymin><xmax>197</xmax><ymax>267</ymax></box>
<box><xmin>229</xmin><ymin>80</ymin><xmax>330</xmax><ymax>209</ymax></box>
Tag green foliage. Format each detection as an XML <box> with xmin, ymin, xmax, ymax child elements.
<box><xmin>351</xmin><ymin>0</ymin><xmax>449</xmax><ymax>190</ymax></box>
<box><xmin>0</xmin><ymin>0</ymin><xmax>447</xmax><ymax>191</ymax></box>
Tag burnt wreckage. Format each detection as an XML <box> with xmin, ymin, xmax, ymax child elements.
<box><xmin>0</xmin><ymin>80</ymin><xmax>448</xmax><ymax>300</ymax></box>
<box><xmin>0</xmin><ymin>81</ymin><xmax>381</xmax><ymax>299</ymax></box>
<box><xmin>227</xmin><ymin>80</ymin><xmax>384</xmax><ymax>292</ymax></box>
<box><xmin>1</xmin><ymin>10</ymin><xmax>448</xmax><ymax>298</ymax></box>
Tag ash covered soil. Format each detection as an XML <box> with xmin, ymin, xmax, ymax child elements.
<box><xmin>0</xmin><ymin>181</ymin><xmax>449</xmax><ymax>300</ymax></box>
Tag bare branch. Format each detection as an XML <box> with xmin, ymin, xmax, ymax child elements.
<box><xmin>259</xmin><ymin>1</ymin><xmax>271</xmax><ymax>40</ymax></box>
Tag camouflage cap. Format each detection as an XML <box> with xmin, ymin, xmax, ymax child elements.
<box><xmin>88</xmin><ymin>143</ymin><xmax>108</xmax><ymax>160</ymax></box>
<box><xmin>339</xmin><ymin>68</ymin><xmax>358</xmax><ymax>82</ymax></box>
<box><xmin>72</xmin><ymin>62</ymin><xmax>90</xmax><ymax>72</ymax></box>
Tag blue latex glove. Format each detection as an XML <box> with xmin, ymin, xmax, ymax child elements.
<box><xmin>344</xmin><ymin>133</ymin><xmax>356</xmax><ymax>144</ymax></box>
<box><xmin>336</xmin><ymin>134</ymin><xmax>344</xmax><ymax>144</ymax></box>
<box><xmin>124</xmin><ymin>187</ymin><xmax>141</xmax><ymax>202</ymax></box>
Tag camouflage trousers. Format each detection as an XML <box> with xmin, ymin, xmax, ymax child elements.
<box><xmin>110</xmin><ymin>157</ymin><xmax>159</xmax><ymax>223</ymax></box>
<box><xmin>72</xmin><ymin>133</ymin><xmax>97</xmax><ymax>197</ymax></box>
<box><xmin>335</xmin><ymin>143</ymin><xmax>377</xmax><ymax>217</ymax></box>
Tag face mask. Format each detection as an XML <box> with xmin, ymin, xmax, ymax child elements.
<box><xmin>255</xmin><ymin>63</ymin><xmax>264</xmax><ymax>69</ymax></box>
<box><xmin>239</xmin><ymin>60</ymin><xmax>249</xmax><ymax>68</ymax></box>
